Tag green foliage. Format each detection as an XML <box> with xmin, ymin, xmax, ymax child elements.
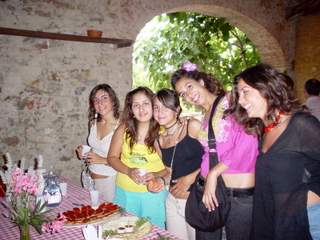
<box><xmin>156</xmin><ymin>233</ymin><xmax>173</xmax><ymax>240</ymax></box>
<box><xmin>133</xmin><ymin>12</ymin><xmax>260</xmax><ymax>92</ymax></box>
<box><xmin>102</xmin><ymin>229</ymin><xmax>118</xmax><ymax>238</ymax></box>
<box><xmin>11</xmin><ymin>195</ymin><xmax>49</xmax><ymax>234</ymax></box>
<box><xmin>135</xmin><ymin>217</ymin><xmax>150</xmax><ymax>228</ymax></box>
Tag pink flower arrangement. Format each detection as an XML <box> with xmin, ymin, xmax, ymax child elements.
<box><xmin>182</xmin><ymin>61</ymin><xmax>197</xmax><ymax>72</ymax></box>
<box><xmin>42</xmin><ymin>213</ymin><xmax>66</xmax><ymax>234</ymax></box>
<box><xmin>11</xmin><ymin>167</ymin><xmax>39</xmax><ymax>195</ymax></box>
<box><xmin>8</xmin><ymin>167</ymin><xmax>48</xmax><ymax>236</ymax></box>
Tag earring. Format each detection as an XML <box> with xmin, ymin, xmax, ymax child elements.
<box><xmin>95</xmin><ymin>113</ymin><xmax>98</xmax><ymax>119</ymax></box>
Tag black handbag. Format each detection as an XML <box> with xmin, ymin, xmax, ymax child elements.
<box><xmin>185</xmin><ymin>94</ymin><xmax>231</xmax><ymax>232</ymax></box>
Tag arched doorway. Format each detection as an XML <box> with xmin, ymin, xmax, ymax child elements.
<box><xmin>133</xmin><ymin>12</ymin><xmax>260</xmax><ymax>90</ymax></box>
<box><xmin>132</xmin><ymin>2</ymin><xmax>287</xmax><ymax>89</ymax></box>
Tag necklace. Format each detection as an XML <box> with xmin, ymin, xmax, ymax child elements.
<box><xmin>164</xmin><ymin>120</ymin><xmax>178</xmax><ymax>130</ymax></box>
<box><xmin>264</xmin><ymin>111</ymin><xmax>285</xmax><ymax>133</ymax></box>
<box><xmin>164</xmin><ymin>121</ymin><xmax>180</xmax><ymax>136</ymax></box>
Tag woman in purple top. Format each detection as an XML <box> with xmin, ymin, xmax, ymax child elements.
<box><xmin>171</xmin><ymin>61</ymin><xmax>259</xmax><ymax>240</ymax></box>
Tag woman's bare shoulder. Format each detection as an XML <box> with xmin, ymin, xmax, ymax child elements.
<box><xmin>114</xmin><ymin>123</ymin><xmax>126</xmax><ymax>135</ymax></box>
<box><xmin>184</xmin><ymin>117</ymin><xmax>202</xmax><ymax>138</ymax></box>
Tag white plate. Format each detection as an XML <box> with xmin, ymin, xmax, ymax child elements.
<box><xmin>99</xmin><ymin>216</ymin><xmax>152</xmax><ymax>240</ymax></box>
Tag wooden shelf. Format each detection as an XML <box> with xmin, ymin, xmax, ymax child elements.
<box><xmin>0</xmin><ymin>27</ymin><xmax>133</xmax><ymax>48</ymax></box>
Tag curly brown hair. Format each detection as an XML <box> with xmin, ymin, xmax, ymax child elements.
<box><xmin>228</xmin><ymin>64</ymin><xmax>300</xmax><ymax>136</ymax></box>
<box><xmin>171</xmin><ymin>69</ymin><xmax>225</xmax><ymax>96</ymax></box>
<box><xmin>88</xmin><ymin>84</ymin><xmax>120</xmax><ymax>124</ymax></box>
<box><xmin>121</xmin><ymin>87</ymin><xmax>159</xmax><ymax>152</ymax></box>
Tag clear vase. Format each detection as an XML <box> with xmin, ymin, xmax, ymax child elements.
<box><xmin>19</xmin><ymin>224</ymin><xmax>31</xmax><ymax>240</ymax></box>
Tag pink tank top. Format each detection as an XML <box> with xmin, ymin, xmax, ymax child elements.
<box><xmin>198</xmin><ymin>97</ymin><xmax>258</xmax><ymax>176</ymax></box>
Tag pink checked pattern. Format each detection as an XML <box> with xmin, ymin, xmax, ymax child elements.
<box><xmin>0</xmin><ymin>177</ymin><xmax>179</xmax><ymax>240</ymax></box>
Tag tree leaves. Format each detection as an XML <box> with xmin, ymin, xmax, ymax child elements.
<box><xmin>133</xmin><ymin>12</ymin><xmax>260</xmax><ymax>91</ymax></box>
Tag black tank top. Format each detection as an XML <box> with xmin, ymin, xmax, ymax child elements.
<box><xmin>159</xmin><ymin>123</ymin><xmax>203</xmax><ymax>181</ymax></box>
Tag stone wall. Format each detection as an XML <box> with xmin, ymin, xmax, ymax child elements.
<box><xmin>0</xmin><ymin>0</ymin><xmax>297</xmax><ymax>183</ymax></box>
<box><xmin>0</xmin><ymin>0</ymin><xmax>133</xmax><ymax>182</ymax></box>
<box><xmin>295</xmin><ymin>15</ymin><xmax>320</xmax><ymax>102</ymax></box>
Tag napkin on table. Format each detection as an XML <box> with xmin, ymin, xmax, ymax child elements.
<box><xmin>82</xmin><ymin>225</ymin><xmax>99</xmax><ymax>240</ymax></box>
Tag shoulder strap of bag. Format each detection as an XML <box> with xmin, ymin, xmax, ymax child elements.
<box><xmin>208</xmin><ymin>94</ymin><xmax>224</xmax><ymax>169</ymax></box>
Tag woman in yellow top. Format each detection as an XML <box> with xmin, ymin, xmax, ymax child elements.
<box><xmin>108</xmin><ymin>87</ymin><xmax>168</xmax><ymax>228</ymax></box>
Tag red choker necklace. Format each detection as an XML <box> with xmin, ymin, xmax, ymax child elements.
<box><xmin>264</xmin><ymin>111</ymin><xmax>285</xmax><ymax>133</ymax></box>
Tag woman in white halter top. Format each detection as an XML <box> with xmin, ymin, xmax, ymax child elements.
<box><xmin>76</xmin><ymin>84</ymin><xmax>120</xmax><ymax>202</ymax></box>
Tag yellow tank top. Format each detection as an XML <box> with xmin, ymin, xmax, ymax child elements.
<box><xmin>116</xmin><ymin>133</ymin><xmax>165</xmax><ymax>192</ymax></box>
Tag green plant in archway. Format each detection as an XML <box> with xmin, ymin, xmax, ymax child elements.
<box><xmin>133</xmin><ymin>12</ymin><xmax>260</xmax><ymax>92</ymax></box>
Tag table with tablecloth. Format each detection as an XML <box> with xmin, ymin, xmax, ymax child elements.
<box><xmin>0</xmin><ymin>178</ymin><xmax>179</xmax><ymax>240</ymax></box>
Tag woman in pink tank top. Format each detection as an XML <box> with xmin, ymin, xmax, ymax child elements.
<box><xmin>171</xmin><ymin>61</ymin><xmax>259</xmax><ymax>240</ymax></box>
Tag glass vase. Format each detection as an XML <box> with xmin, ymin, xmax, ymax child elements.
<box><xmin>19</xmin><ymin>224</ymin><xmax>31</xmax><ymax>240</ymax></box>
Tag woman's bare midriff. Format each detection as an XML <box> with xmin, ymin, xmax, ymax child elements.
<box><xmin>90</xmin><ymin>171</ymin><xmax>109</xmax><ymax>179</ymax></box>
<box><xmin>221</xmin><ymin>175</ymin><xmax>320</xmax><ymax>205</ymax></box>
<box><xmin>222</xmin><ymin>173</ymin><xmax>255</xmax><ymax>189</ymax></box>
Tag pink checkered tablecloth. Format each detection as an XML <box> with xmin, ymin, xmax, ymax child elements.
<box><xmin>0</xmin><ymin>178</ymin><xmax>179</xmax><ymax>240</ymax></box>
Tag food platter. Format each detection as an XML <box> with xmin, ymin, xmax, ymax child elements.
<box><xmin>62</xmin><ymin>202</ymin><xmax>121</xmax><ymax>227</ymax></box>
<box><xmin>98</xmin><ymin>216</ymin><xmax>152</xmax><ymax>240</ymax></box>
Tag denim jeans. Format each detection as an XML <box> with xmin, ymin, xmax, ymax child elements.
<box><xmin>308</xmin><ymin>203</ymin><xmax>320</xmax><ymax>240</ymax></box>
<box><xmin>196</xmin><ymin>194</ymin><xmax>253</xmax><ymax>240</ymax></box>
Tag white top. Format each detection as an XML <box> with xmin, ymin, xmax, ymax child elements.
<box><xmin>305</xmin><ymin>96</ymin><xmax>320</xmax><ymax>121</ymax></box>
<box><xmin>88</xmin><ymin>122</ymin><xmax>117</xmax><ymax>176</ymax></box>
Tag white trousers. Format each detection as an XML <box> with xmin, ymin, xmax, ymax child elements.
<box><xmin>93</xmin><ymin>175</ymin><xmax>116</xmax><ymax>203</ymax></box>
<box><xmin>166</xmin><ymin>192</ymin><xmax>196</xmax><ymax>240</ymax></box>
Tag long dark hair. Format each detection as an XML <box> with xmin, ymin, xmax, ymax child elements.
<box><xmin>121</xmin><ymin>87</ymin><xmax>159</xmax><ymax>152</ymax></box>
<box><xmin>154</xmin><ymin>88</ymin><xmax>182</xmax><ymax>119</ymax></box>
<box><xmin>171</xmin><ymin>69</ymin><xmax>225</xmax><ymax>96</ymax></box>
<box><xmin>228</xmin><ymin>63</ymin><xmax>300</xmax><ymax>136</ymax></box>
<box><xmin>88</xmin><ymin>84</ymin><xmax>120</xmax><ymax>123</ymax></box>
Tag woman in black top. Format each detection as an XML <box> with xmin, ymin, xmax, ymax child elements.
<box><xmin>153</xmin><ymin>89</ymin><xmax>203</xmax><ymax>240</ymax></box>
<box><xmin>228</xmin><ymin>64</ymin><xmax>320</xmax><ymax>240</ymax></box>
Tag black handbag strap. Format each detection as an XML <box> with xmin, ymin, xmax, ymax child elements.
<box><xmin>208</xmin><ymin>94</ymin><xmax>224</xmax><ymax>169</ymax></box>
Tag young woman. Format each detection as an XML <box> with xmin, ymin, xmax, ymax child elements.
<box><xmin>153</xmin><ymin>88</ymin><xmax>203</xmax><ymax>240</ymax></box>
<box><xmin>107</xmin><ymin>87</ymin><xmax>168</xmax><ymax>228</ymax></box>
<box><xmin>75</xmin><ymin>84</ymin><xmax>120</xmax><ymax>202</ymax></box>
<box><xmin>230</xmin><ymin>64</ymin><xmax>320</xmax><ymax>240</ymax></box>
<box><xmin>171</xmin><ymin>62</ymin><xmax>259</xmax><ymax>240</ymax></box>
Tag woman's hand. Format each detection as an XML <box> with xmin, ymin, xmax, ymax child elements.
<box><xmin>169</xmin><ymin>170</ymin><xmax>198</xmax><ymax>199</ymax></box>
<box><xmin>86</xmin><ymin>152</ymin><xmax>107</xmax><ymax>164</ymax></box>
<box><xmin>202</xmin><ymin>163</ymin><xmax>228</xmax><ymax>211</ymax></box>
<box><xmin>127</xmin><ymin>168</ymin><xmax>144</xmax><ymax>185</ymax></box>
<box><xmin>202</xmin><ymin>171</ymin><xmax>219</xmax><ymax>212</ymax></box>
<box><xmin>169</xmin><ymin>176</ymin><xmax>191</xmax><ymax>199</ymax></box>
<box><xmin>147</xmin><ymin>177</ymin><xmax>165</xmax><ymax>193</ymax></box>
<box><xmin>142</xmin><ymin>172</ymin><xmax>156</xmax><ymax>183</ymax></box>
<box><xmin>75</xmin><ymin>145</ymin><xmax>83</xmax><ymax>160</ymax></box>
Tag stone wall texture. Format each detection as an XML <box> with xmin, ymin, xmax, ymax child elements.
<box><xmin>295</xmin><ymin>15</ymin><xmax>320</xmax><ymax>101</ymax></box>
<box><xmin>0</xmin><ymin>0</ymin><xmax>315</xmax><ymax>183</ymax></box>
